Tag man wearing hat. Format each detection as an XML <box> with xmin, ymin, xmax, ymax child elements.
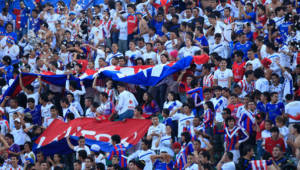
<box><xmin>2</xmin><ymin>36</ymin><xmax>19</xmax><ymax>61</ymax></box>
<box><xmin>11</xmin><ymin>117</ymin><xmax>30</xmax><ymax>146</ymax></box>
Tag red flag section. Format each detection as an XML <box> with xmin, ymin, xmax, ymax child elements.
<box><xmin>193</xmin><ymin>54</ymin><xmax>210</xmax><ymax>65</ymax></box>
<box><xmin>35</xmin><ymin>118</ymin><xmax>152</xmax><ymax>149</ymax></box>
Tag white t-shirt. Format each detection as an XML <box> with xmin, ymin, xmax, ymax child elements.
<box><xmin>178</xmin><ymin>46</ymin><xmax>201</xmax><ymax>58</ymax></box>
<box><xmin>142</xmin><ymin>51</ymin><xmax>156</xmax><ymax>62</ymax></box>
<box><xmin>212</xmin><ymin>96</ymin><xmax>228</xmax><ymax>122</ymax></box>
<box><xmin>285</xmin><ymin>101</ymin><xmax>300</xmax><ymax>123</ymax></box>
<box><xmin>213</xmin><ymin>69</ymin><xmax>233</xmax><ymax>88</ymax></box>
<box><xmin>246</xmin><ymin>58</ymin><xmax>262</xmax><ymax>70</ymax></box>
<box><xmin>25</xmin><ymin>92</ymin><xmax>39</xmax><ymax>106</ymax></box>
<box><xmin>74</xmin><ymin>145</ymin><xmax>91</xmax><ymax>159</ymax></box>
<box><xmin>125</xmin><ymin>50</ymin><xmax>142</xmax><ymax>66</ymax></box>
<box><xmin>164</xmin><ymin>39</ymin><xmax>178</xmax><ymax>54</ymax></box>
<box><xmin>5</xmin><ymin>106</ymin><xmax>24</xmax><ymax>129</ymax></box>
<box><xmin>115</xmin><ymin>90</ymin><xmax>138</xmax><ymax>114</ymax></box>
<box><xmin>116</xmin><ymin>20</ymin><xmax>128</xmax><ymax>40</ymax></box>
<box><xmin>185</xmin><ymin>163</ymin><xmax>199</xmax><ymax>170</ymax></box>
<box><xmin>147</xmin><ymin>123</ymin><xmax>166</xmax><ymax>150</ymax></box>
<box><xmin>11</xmin><ymin>128</ymin><xmax>31</xmax><ymax>146</ymax></box>
<box><xmin>41</xmin><ymin>103</ymin><xmax>53</xmax><ymax>123</ymax></box>
<box><xmin>44</xmin><ymin>13</ymin><xmax>59</xmax><ymax>32</ymax></box>
<box><xmin>89</xmin><ymin>26</ymin><xmax>104</xmax><ymax>46</ymax></box>
<box><xmin>255</xmin><ymin>78</ymin><xmax>269</xmax><ymax>93</ymax></box>
<box><xmin>221</xmin><ymin>161</ymin><xmax>236</xmax><ymax>170</ymax></box>
<box><xmin>163</xmin><ymin>100</ymin><xmax>183</xmax><ymax>114</ymax></box>
<box><xmin>128</xmin><ymin>149</ymin><xmax>155</xmax><ymax>170</ymax></box>
<box><xmin>3</xmin><ymin>44</ymin><xmax>20</xmax><ymax>61</ymax></box>
<box><xmin>210</xmin><ymin>43</ymin><xmax>228</xmax><ymax>59</ymax></box>
<box><xmin>94</xmin><ymin>49</ymin><xmax>106</xmax><ymax>69</ymax></box>
<box><xmin>172</xmin><ymin>113</ymin><xmax>194</xmax><ymax>137</ymax></box>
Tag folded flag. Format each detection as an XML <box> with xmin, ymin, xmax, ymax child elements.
<box><xmin>34</xmin><ymin>118</ymin><xmax>152</xmax><ymax>155</ymax></box>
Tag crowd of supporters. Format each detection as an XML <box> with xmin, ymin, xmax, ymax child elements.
<box><xmin>0</xmin><ymin>0</ymin><xmax>300</xmax><ymax>169</ymax></box>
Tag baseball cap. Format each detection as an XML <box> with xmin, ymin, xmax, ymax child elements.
<box><xmin>14</xmin><ymin>118</ymin><xmax>21</xmax><ymax>123</ymax></box>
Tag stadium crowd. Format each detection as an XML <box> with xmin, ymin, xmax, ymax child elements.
<box><xmin>0</xmin><ymin>0</ymin><xmax>300</xmax><ymax>169</ymax></box>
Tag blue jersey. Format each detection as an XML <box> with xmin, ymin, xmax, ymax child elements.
<box><xmin>278</xmin><ymin>22</ymin><xmax>292</xmax><ymax>41</ymax></box>
<box><xmin>257</xmin><ymin>101</ymin><xmax>267</xmax><ymax>113</ymax></box>
<box><xmin>233</xmin><ymin>41</ymin><xmax>252</xmax><ymax>60</ymax></box>
<box><xmin>238</xmin><ymin>110</ymin><xmax>255</xmax><ymax>135</ymax></box>
<box><xmin>151</xmin><ymin>19</ymin><xmax>164</xmax><ymax>36</ymax></box>
<box><xmin>195</xmin><ymin>35</ymin><xmax>209</xmax><ymax>47</ymax></box>
<box><xmin>153</xmin><ymin>160</ymin><xmax>174</xmax><ymax>170</ymax></box>
<box><xmin>243</xmin><ymin>12</ymin><xmax>256</xmax><ymax>23</ymax></box>
<box><xmin>24</xmin><ymin>105</ymin><xmax>42</xmax><ymax>125</ymax></box>
<box><xmin>5</xmin><ymin>32</ymin><xmax>18</xmax><ymax>42</ymax></box>
<box><xmin>266</xmin><ymin>102</ymin><xmax>284</xmax><ymax>123</ymax></box>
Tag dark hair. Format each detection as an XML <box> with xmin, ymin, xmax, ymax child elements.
<box><xmin>293</xmin><ymin>124</ymin><xmax>300</xmax><ymax>134</ymax></box>
<box><xmin>223</xmin><ymin>108</ymin><xmax>231</xmax><ymax>115</ymax></box>
<box><xmin>78</xmin><ymin>150</ymin><xmax>87</xmax><ymax>160</ymax></box>
<box><xmin>254</xmin><ymin>68</ymin><xmax>265</xmax><ymax>79</ymax></box>
<box><xmin>181</xmin><ymin>132</ymin><xmax>191</xmax><ymax>143</ymax></box>
<box><xmin>111</xmin><ymin>134</ymin><xmax>121</xmax><ymax>144</ymax></box>
<box><xmin>226</xmin><ymin>151</ymin><xmax>233</xmax><ymax>161</ymax></box>
<box><xmin>225</xmin><ymin>116</ymin><xmax>235</xmax><ymax>126</ymax></box>
<box><xmin>162</xmin><ymin>108</ymin><xmax>170</xmax><ymax>116</ymax></box>
<box><xmin>234</xmin><ymin>50</ymin><xmax>244</xmax><ymax>58</ymax></box>
<box><xmin>60</xmin><ymin>98</ymin><xmax>70</xmax><ymax>105</ymax></box>
<box><xmin>270</xmin><ymin>127</ymin><xmax>279</xmax><ymax>133</ymax></box>
<box><xmin>5</xmin><ymin>133</ymin><xmax>14</xmax><ymax>141</ymax></box>
<box><xmin>245</xmin><ymin>70</ymin><xmax>254</xmax><ymax>78</ymax></box>
<box><xmin>99</xmin><ymin>92</ymin><xmax>108</xmax><ymax>99</ymax></box>
<box><xmin>242</xmin><ymin>145</ymin><xmax>253</xmax><ymax>156</ymax></box>
<box><xmin>27</xmin><ymin>98</ymin><xmax>35</xmax><ymax>103</ymax></box>
<box><xmin>205</xmin><ymin>101</ymin><xmax>214</xmax><ymax>112</ymax></box>
<box><xmin>135</xmin><ymin>106</ymin><xmax>143</xmax><ymax>115</ymax></box>
<box><xmin>200</xmin><ymin>151</ymin><xmax>210</xmax><ymax>160</ymax></box>
<box><xmin>142</xmin><ymin>139</ymin><xmax>151</xmax><ymax>148</ymax></box>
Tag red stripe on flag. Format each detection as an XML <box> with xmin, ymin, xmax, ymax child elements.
<box><xmin>193</xmin><ymin>54</ymin><xmax>210</xmax><ymax>65</ymax></box>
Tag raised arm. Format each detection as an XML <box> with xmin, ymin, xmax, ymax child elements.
<box><xmin>37</xmin><ymin>75</ymin><xmax>42</xmax><ymax>94</ymax></box>
<box><xmin>66</xmin><ymin>136</ymin><xmax>75</xmax><ymax>150</ymax></box>
<box><xmin>19</xmin><ymin>74</ymin><xmax>30</xmax><ymax>94</ymax></box>
<box><xmin>0</xmin><ymin>135</ymin><xmax>9</xmax><ymax>152</ymax></box>
<box><xmin>65</xmin><ymin>75</ymin><xmax>70</xmax><ymax>92</ymax></box>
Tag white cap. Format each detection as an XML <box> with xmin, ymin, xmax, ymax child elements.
<box><xmin>14</xmin><ymin>118</ymin><xmax>21</xmax><ymax>123</ymax></box>
<box><xmin>90</xmin><ymin>144</ymin><xmax>101</xmax><ymax>152</ymax></box>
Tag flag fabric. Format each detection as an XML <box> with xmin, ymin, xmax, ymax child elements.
<box><xmin>33</xmin><ymin>118</ymin><xmax>152</xmax><ymax>155</ymax></box>
<box><xmin>250</xmin><ymin>160</ymin><xmax>273</xmax><ymax>170</ymax></box>
<box><xmin>0</xmin><ymin>55</ymin><xmax>209</xmax><ymax>103</ymax></box>
<box><xmin>152</xmin><ymin>0</ymin><xmax>172</xmax><ymax>9</ymax></box>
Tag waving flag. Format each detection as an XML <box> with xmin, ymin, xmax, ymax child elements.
<box><xmin>152</xmin><ymin>0</ymin><xmax>172</xmax><ymax>9</ymax></box>
<box><xmin>0</xmin><ymin>55</ymin><xmax>209</xmax><ymax>103</ymax></box>
<box><xmin>33</xmin><ymin>118</ymin><xmax>152</xmax><ymax>155</ymax></box>
<box><xmin>250</xmin><ymin>160</ymin><xmax>273</xmax><ymax>170</ymax></box>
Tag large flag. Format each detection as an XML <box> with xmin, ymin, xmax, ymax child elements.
<box><xmin>250</xmin><ymin>160</ymin><xmax>273</xmax><ymax>170</ymax></box>
<box><xmin>34</xmin><ymin>118</ymin><xmax>152</xmax><ymax>155</ymax></box>
<box><xmin>0</xmin><ymin>55</ymin><xmax>209</xmax><ymax>103</ymax></box>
